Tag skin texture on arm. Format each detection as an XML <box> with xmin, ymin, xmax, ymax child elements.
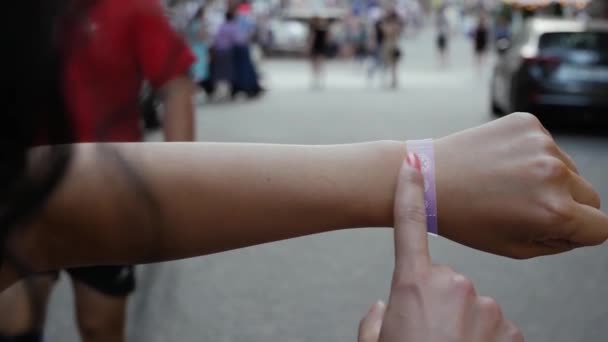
<box><xmin>160</xmin><ymin>76</ymin><xmax>196</xmax><ymax>142</ymax></box>
<box><xmin>4</xmin><ymin>141</ymin><xmax>406</xmax><ymax>283</ymax></box>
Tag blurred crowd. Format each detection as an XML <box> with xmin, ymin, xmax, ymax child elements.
<box><xmin>166</xmin><ymin>0</ymin><xmax>265</xmax><ymax>101</ymax></box>
<box><xmin>162</xmin><ymin>0</ymin><xmax>606</xmax><ymax>95</ymax></box>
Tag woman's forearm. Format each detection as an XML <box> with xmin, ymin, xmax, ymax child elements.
<box><xmin>5</xmin><ymin>113</ymin><xmax>607</xmax><ymax>288</ymax></box>
<box><xmin>15</xmin><ymin>141</ymin><xmax>407</xmax><ymax>271</ymax></box>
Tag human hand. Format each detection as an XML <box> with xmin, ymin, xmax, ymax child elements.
<box><xmin>358</xmin><ymin>155</ymin><xmax>523</xmax><ymax>342</ymax></box>
<box><xmin>434</xmin><ymin>112</ymin><xmax>608</xmax><ymax>258</ymax></box>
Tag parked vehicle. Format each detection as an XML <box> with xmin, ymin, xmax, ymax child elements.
<box><xmin>491</xmin><ymin>17</ymin><xmax>608</xmax><ymax>119</ymax></box>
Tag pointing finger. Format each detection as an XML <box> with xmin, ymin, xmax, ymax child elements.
<box><xmin>393</xmin><ymin>153</ymin><xmax>431</xmax><ymax>274</ymax></box>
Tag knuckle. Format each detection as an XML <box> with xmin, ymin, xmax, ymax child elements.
<box><xmin>450</xmin><ymin>274</ymin><xmax>476</xmax><ymax>297</ymax></box>
<box><xmin>402</xmin><ymin>205</ymin><xmax>428</xmax><ymax>226</ymax></box>
<box><xmin>512</xmin><ymin>112</ymin><xmax>541</xmax><ymax>128</ymax></box>
<box><xmin>478</xmin><ymin>296</ymin><xmax>503</xmax><ymax>321</ymax></box>
<box><xmin>533</xmin><ymin>156</ymin><xmax>567</xmax><ymax>180</ymax></box>
<box><xmin>542</xmin><ymin>197</ymin><xmax>575</xmax><ymax>225</ymax></box>
<box><xmin>534</xmin><ymin>134</ymin><xmax>559</xmax><ymax>154</ymax></box>
<box><xmin>392</xmin><ymin>264</ymin><xmax>433</xmax><ymax>291</ymax></box>
<box><xmin>391</xmin><ymin>272</ymin><xmax>424</xmax><ymax>294</ymax></box>
<box><xmin>434</xmin><ymin>264</ymin><xmax>456</xmax><ymax>275</ymax></box>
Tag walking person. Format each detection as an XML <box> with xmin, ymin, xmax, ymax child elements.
<box><xmin>380</xmin><ymin>10</ymin><xmax>403</xmax><ymax>89</ymax></box>
<box><xmin>436</xmin><ymin>6</ymin><xmax>450</xmax><ymax>68</ymax></box>
<box><xmin>351</xmin><ymin>13</ymin><xmax>369</xmax><ymax>66</ymax></box>
<box><xmin>472</xmin><ymin>12</ymin><xmax>489</xmax><ymax>75</ymax></box>
<box><xmin>212</xmin><ymin>10</ymin><xmax>239</xmax><ymax>99</ymax></box>
<box><xmin>187</xmin><ymin>6</ymin><xmax>214</xmax><ymax>97</ymax></box>
<box><xmin>232</xmin><ymin>1</ymin><xmax>264</xmax><ymax>98</ymax></box>
<box><xmin>367</xmin><ymin>8</ymin><xmax>385</xmax><ymax>85</ymax></box>
<box><xmin>308</xmin><ymin>16</ymin><xmax>329</xmax><ymax>89</ymax></box>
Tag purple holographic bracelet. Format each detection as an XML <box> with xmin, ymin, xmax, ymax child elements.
<box><xmin>406</xmin><ymin>139</ymin><xmax>438</xmax><ymax>236</ymax></box>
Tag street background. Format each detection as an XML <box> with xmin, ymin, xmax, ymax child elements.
<box><xmin>45</xmin><ymin>29</ymin><xmax>608</xmax><ymax>341</ymax></box>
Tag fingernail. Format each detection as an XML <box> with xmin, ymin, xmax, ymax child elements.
<box><xmin>406</xmin><ymin>152</ymin><xmax>421</xmax><ymax>172</ymax></box>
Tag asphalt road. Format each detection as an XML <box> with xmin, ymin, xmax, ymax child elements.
<box><xmin>45</xmin><ymin>30</ymin><xmax>608</xmax><ymax>342</ymax></box>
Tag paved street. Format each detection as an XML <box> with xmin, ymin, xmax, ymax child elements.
<box><xmin>46</xmin><ymin>30</ymin><xmax>608</xmax><ymax>342</ymax></box>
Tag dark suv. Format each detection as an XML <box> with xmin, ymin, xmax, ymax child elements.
<box><xmin>491</xmin><ymin>17</ymin><xmax>608</xmax><ymax>118</ymax></box>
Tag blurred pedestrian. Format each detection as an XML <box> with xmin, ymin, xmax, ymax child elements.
<box><xmin>187</xmin><ymin>6</ymin><xmax>214</xmax><ymax>97</ymax></box>
<box><xmin>309</xmin><ymin>16</ymin><xmax>329</xmax><ymax>89</ymax></box>
<box><xmin>212</xmin><ymin>10</ymin><xmax>239</xmax><ymax>98</ymax></box>
<box><xmin>494</xmin><ymin>15</ymin><xmax>511</xmax><ymax>54</ymax></box>
<box><xmin>349</xmin><ymin>12</ymin><xmax>369</xmax><ymax>65</ymax></box>
<box><xmin>472</xmin><ymin>12</ymin><xmax>489</xmax><ymax>75</ymax></box>
<box><xmin>367</xmin><ymin>9</ymin><xmax>385</xmax><ymax>85</ymax></box>
<box><xmin>0</xmin><ymin>0</ymin><xmax>196</xmax><ymax>341</ymax></box>
<box><xmin>435</xmin><ymin>6</ymin><xmax>450</xmax><ymax>68</ymax></box>
<box><xmin>380</xmin><ymin>10</ymin><xmax>403</xmax><ymax>89</ymax></box>
<box><xmin>232</xmin><ymin>1</ymin><xmax>264</xmax><ymax>98</ymax></box>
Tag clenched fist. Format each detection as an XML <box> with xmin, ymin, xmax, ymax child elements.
<box><xmin>434</xmin><ymin>112</ymin><xmax>607</xmax><ymax>258</ymax></box>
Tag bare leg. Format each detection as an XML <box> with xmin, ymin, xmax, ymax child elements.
<box><xmin>311</xmin><ymin>55</ymin><xmax>325</xmax><ymax>89</ymax></box>
<box><xmin>474</xmin><ymin>51</ymin><xmax>482</xmax><ymax>76</ymax></box>
<box><xmin>0</xmin><ymin>275</ymin><xmax>54</xmax><ymax>337</ymax></box>
<box><xmin>73</xmin><ymin>281</ymin><xmax>128</xmax><ymax>342</ymax></box>
<box><xmin>478</xmin><ymin>52</ymin><xmax>486</xmax><ymax>75</ymax></box>
<box><xmin>311</xmin><ymin>56</ymin><xmax>318</xmax><ymax>88</ymax></box>
<box><xmin>390</xmin><ymin>61</ymin><xmax>398</xmax><ymax>89</ymax></box>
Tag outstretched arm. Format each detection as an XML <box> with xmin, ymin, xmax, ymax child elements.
<box><xmin>3</xmin><ymin>113</ymin><xmax>607</xmax><ymax>291</ymax></box>
<box><xmin>7</xmin><ymin>141</ymin><xmax>405</xmax><ymax>276</ymax></box>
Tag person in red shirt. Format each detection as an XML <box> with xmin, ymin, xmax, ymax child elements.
<box><xmin>0</xmin><ymin>0</ymin><xmax>195</xmax><ymax>341</ymax></box>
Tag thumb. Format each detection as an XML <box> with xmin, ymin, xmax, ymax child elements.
<box><xmin>358</xmin><ymin>301</ymin><xmax>386</xmax><ymax>342</ymax></box>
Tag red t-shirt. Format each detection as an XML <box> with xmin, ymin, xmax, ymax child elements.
<box><xmin>63</xmin><ymin>0</ymin><xmax>194</xmax><ymax>142</ymax></box>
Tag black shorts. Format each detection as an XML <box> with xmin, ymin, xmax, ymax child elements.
<box><xmin>65</xmin><ymin>265</ymin><xmax>136</xmax><ymax>297</ymax></box>
<box><xmin>437</xmin><ymin>34</ymin><xmax>447</xmax><ymax>51</ymax></box>
<box><xmin>311</xmin><ymin>47</ymin><xmax>326</xmax><ymax>57</ymax></box>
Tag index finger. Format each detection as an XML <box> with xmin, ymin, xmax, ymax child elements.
<box><xmin>393</xmin><ymin>153</ymin><xmax>431</xmax><ymax>273</ymax></box>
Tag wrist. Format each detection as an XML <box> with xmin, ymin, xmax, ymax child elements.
<box><xmin>407</xmin><ymin>139</ymin><xmax>438</xmax><ymax>235</ymax></box>
<box><xmin>433</xmin><ymin>136</ymin><xmax>465</xmax><ymax>242</ymax></box>
<box><xmin>367</xmin><ymin>140</ymin><xmax>408</xmax><ymax>228</ymax></box>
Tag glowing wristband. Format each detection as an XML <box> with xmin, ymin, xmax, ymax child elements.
<box><xmin>406</xmin><ymin>139</ymin><xmax>438</xmax><ymax>235</ymax></box>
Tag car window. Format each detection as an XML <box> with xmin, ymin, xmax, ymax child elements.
<box><xmin>539</xmin><ymin>32</ymin><xmax>608</xmax><ymax>53</ymax></box>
